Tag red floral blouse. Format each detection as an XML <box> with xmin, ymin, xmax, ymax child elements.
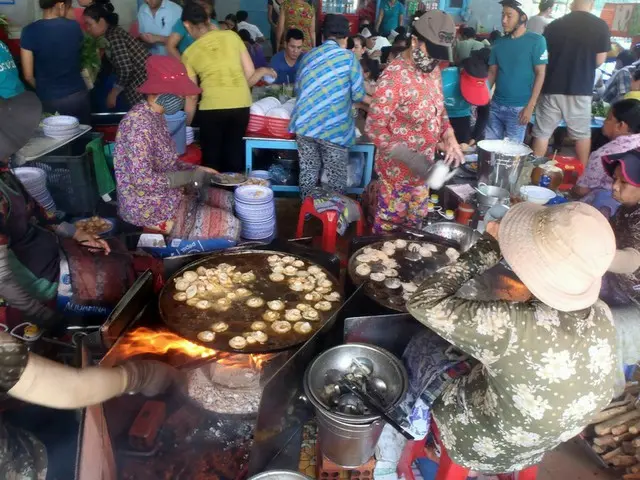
<box><xmin>365</xmin><ymin>56</ymin><xmax>451</xmax><ymax>188</ymax></box>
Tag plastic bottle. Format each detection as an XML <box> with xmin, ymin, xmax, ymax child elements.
<box><xmin>442</xmin><ymin>209</ymin><xmax>455</xmax><ymax>221</ymax></box>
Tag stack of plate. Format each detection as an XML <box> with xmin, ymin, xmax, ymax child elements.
<box><xmin>186</xmin><ymin>126</ymin><xmax>194</xmax><ymax>146</ymax></box>
<box><xmin>13</xmin><ymin>167</ymin><xmax>57</xmax><ymax>212</ymax></box>
<box><xmin>234</xmin><ymin>185</ymin><xmax>276</xmax><ymax>240</ymax></box>
<box><xmin>42</xmin><ymin>116</ymin><xmax>80</xmax><ymax>139</ymax></box>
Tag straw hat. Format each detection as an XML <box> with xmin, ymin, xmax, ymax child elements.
<box><xmin>498</xmin><ymin>202</ymin><xmax>616</xmax><ymax>312</ymax></box>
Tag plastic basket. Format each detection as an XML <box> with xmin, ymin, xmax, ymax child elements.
<box><xmin>31</xmin><ymin>132</ymin><xmax>102</xmax><ymax>216</ymax></box>
<box><xmin>246</xmin><ymin>113</ymin><xmax>294</xmax><ymax>139</ymax></box>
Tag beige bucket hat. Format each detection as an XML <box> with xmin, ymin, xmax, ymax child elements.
<box><xmin>499</xmin><ymin>202</ymin><xmax>616</xmax><ymax>312</ymax></box>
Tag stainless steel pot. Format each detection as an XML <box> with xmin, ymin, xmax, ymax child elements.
<box><xmin>303</xmin><ymin>343</ymin><xmax>408</xmax><ymax>467</ymax></box>
<box><xmin>475</xmin><ymin>184</ymin><xmax>510</xmax><ymax>208</ymax></box>
<box><xmin>248</xmin><ymin>471</ymin><xmax>313</xmax><ymax>480</ymax></box>
<box><xmin>477</xmin><ymin>139</ymin><xmax>532</xmax><ymax>193</ymax></box>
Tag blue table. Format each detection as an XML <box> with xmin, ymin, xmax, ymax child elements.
<box><xmin>529</xmin><ymin>115</ymin><xmax>604</xmax><ymax>129</ymax></box>
<box><xmin>244</xmin><ymin>136</ymin><xmax>376</xmax><ymax>195</ymax></box>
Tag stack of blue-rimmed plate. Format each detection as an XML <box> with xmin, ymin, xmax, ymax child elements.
<box><xmin>13</xmin><ymin>167</ymin><xmax>57</xmax><ymax>212</ymax></box>
<box><xmin>42</xmin><ymin>115</ymin><xmax>80</xmax><ymax>139</ymax></box>
<box><xmin>234</xmin><ymin>185</ymin><xmax>276</xmax><ymax>239</ymax></box>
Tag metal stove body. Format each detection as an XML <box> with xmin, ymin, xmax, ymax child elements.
<box><xmin>75</xmin><ymin>241</ymin><xmax>352</xmax><ymax>480</ymax></box>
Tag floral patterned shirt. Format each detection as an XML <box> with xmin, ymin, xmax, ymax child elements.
<box><xmin>407</xmin><ymin>235</ymin><xmax>618</xmax><ymax>473</ymax></box>
<box><xmin>114</xmin><ymin>102</ymin><xmax>194</xmax><ymax>228</ymax></box>
<box><xmin>576</xmin><ymin>133</ymin><xmax>640</xmax><ymax>191</ymax></box>
<box><xmin>365</xmin><ymin>55</ymin><xmax>451</xmax><ymax>188</ymax></box>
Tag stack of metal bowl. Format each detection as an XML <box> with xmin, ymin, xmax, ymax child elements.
<box><xmin>303</xmin><ymin>343</ymin><xmax>408</xmax><ymax>468</ymax></box>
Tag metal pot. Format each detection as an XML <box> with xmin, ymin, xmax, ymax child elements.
<box><xmin>477</xmin><ymin>139</ymin><xmax>532</xmax><ymax>193</ymax></box>
<box><xmin>475</xmin><ymin>184</ymin><xmax>510</xmax><ymax>208</ymax></box>
<box><xmin>423</xmin><ymin>222</ymin><xmax>481</xmax><ymax>253</ymax></box>
<box><xmin>248</xmin><ymin>471</ymin><xmax>312</xmax><ymax>480</ymax></box>
<box><xmin>303</xmin><ymin>343</ymin><xmax>408</xmax><ymax>467</ymax></box>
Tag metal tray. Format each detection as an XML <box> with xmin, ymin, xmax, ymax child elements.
<box><xmin>158</xmin><ymin>250</ymin><xmax>342</xmax><ymax>353</ymax></box>
<box><xmin>347</xmin><ymin>239</ymin><xmax>456</xmax><ymax>313</ymax></box>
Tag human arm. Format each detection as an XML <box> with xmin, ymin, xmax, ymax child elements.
<box><xmin>276</xmin><ymin>9</ymin><xmax>285</xmax><ymax>51</ymax></box>
<box><xmin>595</xmin><ymin>23</ymin><xmax>611</xmax><ymax>68</ymax></box>
<box><xmin>487</xmin><ymin>64</ymin><xmax>497</xmax><ymax>88</ymax></box>
<box><xmin>240</xmin><ymin>47</ymin><xmax>276</xmax><ymax>86</ymax></box>
<box><xmin>398</xmin><ymin>13</ymin><xmax>404</xmax><ymax>31</ymax></box>
<box><xmin>19</xmin><ymin>49</ymin><xmax>35</xmax><ymax>89</ymax></box>
<box><xmin>609</xmin><ymin>248</ymin><xmax>640</xmax><ymax>274</ymax></box>
<box><xmin>4</xmin><ymin>333</ymin><xmax>176</xmax><ymax>408</ymax></box>
<box><xmin>519</xmin><ymin>63</ymin><xmax>546</xmax><ymax>125</ymax></box>
<box><xmin>407</xmin><ymin>234</ymin><xmax>520</xmax><ymax>360</ymax></box>
<box><xmin>310</xmin><ymin>10</ymin><xmax>316</xmax><ymax>48</ymax></box>
<box><xmin>375</xmin><ymin>9</ymin><xmax>384</xmax><ymax>32</ymax></box>
<box><xmin>140</xmin><ymin>33</ymin><xmax>169</xmax><ymax>45</ymax></box>
<box><xmin>595</xmin><ymin>52</ymin><xmax>607</xmax><ymax>68</ymax></box>
<box><xmin>109</xmin><ymin>36</ymin><xmax>133</xmax><ymax>99</ymax></box>
<box><xmin>350</xmin><ymin>54</ymin><xmax>367</xmax><ymax>104</ymax></box>
<box><xmin>167</xmin><ymin>32</ymin><xmax>183</xmax><ymax>60</ymax></box>
<box><xmin>268</xmin><ymin>1</ymin><xmax>276</xmax><ymax>29</ymax></box>
<box><xmin>185</xmin><ymin>76</ymin><xmax>199</xmax><ymax>126</ymax></box>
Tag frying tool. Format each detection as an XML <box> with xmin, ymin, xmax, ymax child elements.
<box><xmin>158</xmin><ymin>250</ymin><xmax>343</xmax><ymax>353</ymax></box>
<box><xmin>339</xmin><ymin>380</ymin><xmax>414</xmax><ymax>440</ymax></box>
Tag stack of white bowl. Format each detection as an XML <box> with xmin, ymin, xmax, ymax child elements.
<box><xmin>186</xmin><ymin>126</ymin><xmax>194</xmax><ymax>146</ymax></box>
<box><xmin>13</xmin><ymin>167</ymin><xmax>57</xmax><ymax>212</ymax></box>
<box><xmin>42</xmin><ymin>116</ymin><xmax>80</xmax><ymax>139</ymax></box>
<box><xmin>234</xmin><ymin>185</ymin><xmax>276</xmax><ymax>240</ymax></box>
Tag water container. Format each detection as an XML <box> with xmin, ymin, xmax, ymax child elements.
<box><xmin>165</xmin><ymin>111</ymin><xmax>187</xmax><ymax>156</ymax></box>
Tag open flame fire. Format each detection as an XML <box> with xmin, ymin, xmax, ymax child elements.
<box><xmin>113</xmin><ymin>327</ymin><xmax>271</xmax><ymax>370</ymax></box>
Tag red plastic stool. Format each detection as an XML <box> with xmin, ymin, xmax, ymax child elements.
<box><xmin>553</xmin><ymin>155</ymin><xmax>585</xmax><ymax>191</ymax></box>
<box><xmin>179</xmin><ymin>144</ymin><xmax>203</xmax><ymax>166</ymax></box>
<box><xmin>397</xmin><ymin>422</ymin><xmax>539</xmax><ymax>480</ymax></box>
<box><xmin>296</xmin><ymin>197</ymin><xmax>365</xmax><ymax>254</ymax></box>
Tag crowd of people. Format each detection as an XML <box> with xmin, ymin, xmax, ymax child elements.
<box><xmin>0</xmin><ymin>0</ymin><xmax>640</xmax><ymax>477</ymax></box>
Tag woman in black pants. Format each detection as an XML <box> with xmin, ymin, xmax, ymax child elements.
<box><xmin>182</xmin><ymin>2</ymin><xmax>275</xmax><ymax>171</ymax></box>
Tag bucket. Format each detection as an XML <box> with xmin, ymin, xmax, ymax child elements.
<box><xmin>315</xmin><ymin>406</ymin><xmax>385</xmax><ymax>468</ymax></box>
<box><xmin>477</xmin><ymin>139</ymin><xmax>532</xmax><ymax>194</ymax></box>
<box><xmin>303</xmin><ymin>344</ymin><xmax>408</xmax><ymax>468</ymax></box>
<box><xmin>165</xmin><ymin>111</ymin><xmax>187</xmax><ymax>155</ymax></box>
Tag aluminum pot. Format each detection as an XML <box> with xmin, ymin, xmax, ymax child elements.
<box><xmin>248</xmin><ymin>471</ymin><xmax>313</xmax><ymax>480</ymax></box>
<box><xmin>477</xmin><ymin>139</ymin><xmax>532</xmax><ymax>193</ymax></box>
<box><xmin>475</xmin><ymin>184</ymin><xmax>510</xmax><ymax>208</ymax></box>
<box><xmin>303</xmin><ymin>343</ymin><xmax>408</xmax><ymax>467</ymax></box>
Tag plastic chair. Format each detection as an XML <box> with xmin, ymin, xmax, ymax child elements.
<box><xmin>397</xmin><ymin>422</ymin><xmax>539</xmax><ymax>480</ymax></box>
<box><xmin>295</xmin><ymin>197</ymin><xmax>365</xmax><ymax>254</ymax></box>
<box><xmin>553</xmin><ymin>155</ymin><xmax>585</xmax><ymax>191</ymax></box>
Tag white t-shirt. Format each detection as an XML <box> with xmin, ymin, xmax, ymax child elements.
<box><xmin>237</xmin><ymin>21</ymin><xmax>264</xmax><ymax>41</ymax></box>
<box><xmin>527</xmin><ymin>15</ymin><xmax>552</xmax><ymax>35</ymax></box>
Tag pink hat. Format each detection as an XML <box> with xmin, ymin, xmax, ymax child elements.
<box><xmin>498</xmin><ymin>202</ymin><xmax>616</xmax><ymax>312</ymax></box>
<box><xmin>138</xmin><ymin>56</ymin><xmax>202</xmax><ymax>96</ymax></box>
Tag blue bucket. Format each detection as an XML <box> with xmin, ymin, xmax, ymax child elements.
<box><xmin>165</xmin><ymin>111</ymin><xmax>187</xmax><ymax>155</ymax></box>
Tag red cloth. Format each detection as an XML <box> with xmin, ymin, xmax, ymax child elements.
<box><xmin>179</xmin><ymin>144</ymin><xmax>203</xmax><ymax>165</ymax></box>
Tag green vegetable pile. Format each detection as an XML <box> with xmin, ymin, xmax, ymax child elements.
<box><xmin>592</xmin><ymin>100</ymin><xmax>609</xmax><ymax>118</ymax></box>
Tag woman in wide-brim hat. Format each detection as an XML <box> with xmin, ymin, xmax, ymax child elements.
<box><xmin>113</xmin><ymin>55</ymin><xmax>241</xmax><ymax>242</ymax></box>
<box><xmin>400</xmin><ymin>202</ymin><xmax>619</xmax><ymax>474</ymax></box>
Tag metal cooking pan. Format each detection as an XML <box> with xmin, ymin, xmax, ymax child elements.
<box><xmin>158</xmin><ymin>250</ymin><xmax>343</xmax><ymax>353</ymax></box>
<box><xmin>347</xmin><ymin>239</ymin><xmax>455</xmax><ymax>313</ymax></box>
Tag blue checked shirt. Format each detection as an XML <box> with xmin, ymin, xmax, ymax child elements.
<box><xmin>290</xmin><ymin>40</ymin><xmax>366</xmax><ymax>147</ymax></box>
<box><xmin>603</xmin><ymin>64</ymin><xmax>637</xmax><ymax>104</ymax></box>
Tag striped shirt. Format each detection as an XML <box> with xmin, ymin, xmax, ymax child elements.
<box><xmin>290</xmin><ymin>40</ymin><xmax>366</xmax><ymax>147</ymax></box>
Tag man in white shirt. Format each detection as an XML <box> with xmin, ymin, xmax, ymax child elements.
<box><xmin>138</xmin><ymin>0</ymin><xmax>183</xmax><ymax>55</ymax></box>
<box><xmin>527</xmin><ymin>0</ymin><xmax>554</xmax><ymax>34</ymax></box>
<box><xmin>236</xmin><ymin>10</ymin><xmax>265</xmax><ymax>43</ymax></box>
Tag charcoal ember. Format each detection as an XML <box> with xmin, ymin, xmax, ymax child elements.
<box><xmin>187</xmin><ymin>366</ymin><xmax>263</xmax><ymax>414</ymax></box>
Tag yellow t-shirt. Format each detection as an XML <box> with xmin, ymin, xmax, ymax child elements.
<box><xmin>182</xmin><ymin>30</ymin><xmax>252</xmax><ymax>111</ymax></box>
<box><xmin>624</xmin><ymin>91</ymin><xmax>640</xmax><ymax>101</ymax></box>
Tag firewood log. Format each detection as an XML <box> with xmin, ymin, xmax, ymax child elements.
<box><xmin>591</xmin><ymin>405</ymin><xmax>632</xmax><ymax>424</ymax></box>
<box><xmin>593</xmin><ymin>444</ymin><xmax>606</xmax><ymax>454</ymax></box>
<box><xmin>615</xmin><ymin>432</ymin><xmax>636</xmax><ymax>443</ymax></box>
<box><xmin>633</xmin><ymin>438</ymin><xmax>640</xmax><ymax>448</ymax></box>
<box><xmin>602</xmin><ymin>447</ymin><xmax>622</xmax><ymax>461</ymax></box>
<box><xmin>594</xmin><ymin>434</ymin><xmax>617</xmax><ymax>446</ymax></box>
<box><xmin>612</xmin><ymin>455</ymin><xmax>637</xmax><ymax>467</ymax></box>
<box><xmin>595</xmin><ymin>410</ymin><xmax>640</xmax><ymax>435</ymax></box>
<box><xmin>606</xmin><ymin>395</ymin><xmax>634</xmax><ymax>410</ymax></box>
<box><xmin>623</xmin><ymin>441</ymin><xmax>636</xmax><ymax>454</ymax></box>
<box><xmin>613</xmin><ymin>424</ymin><xmax>631</xmax><ymax>436</ymax></box>
<box><xmin>630</xmin><ymin>421</ymin><xmax>640</xmax><ymax>435</ymax></box>
<box><xmin>623</xmin><ymin>474</ymin><xmax>640</xmax><ymax>479</ymax></box>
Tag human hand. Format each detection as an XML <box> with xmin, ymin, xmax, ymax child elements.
<box><xmin>140</xmin><ymin>33</ymin><xmax>156</xmax><ymax>44</ymax></box>
<box><xmin>73</xmin><ymin>229</ymin><xmax>111</xmax><ymax>255</ymax></box>
<box><xmin>518</xmin><ymin>105</ymin><xmax>534</xmax><ymax>126</ymax></box>
<box><xmin>441</xmin><ymin>136</ymin><xmax>464</xmax><ymax>167</ymax></box>
<box><xmin>485</xmin><ymin>221</ymin><xmax>500</xmax><ymax>240</ymax></box>
<box><xmin>121</xmin><ymin>360</ymin><xmax>178</xmax><ymax>397</ymax></box>
<box><xmin>106</xmin><ymin>89</ymin><xmax>119</xmax><ymax>109</ymax></box>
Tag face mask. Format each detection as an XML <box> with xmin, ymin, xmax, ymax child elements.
<box><xmin>412</xmin><ymin>47</ymin><xmax>439</xmax><ymax>73</ymax></box>
<box><xmin>157</xmin><ymin>94</ymin><xmax>185</xmax><ymax>115</ymax></box>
